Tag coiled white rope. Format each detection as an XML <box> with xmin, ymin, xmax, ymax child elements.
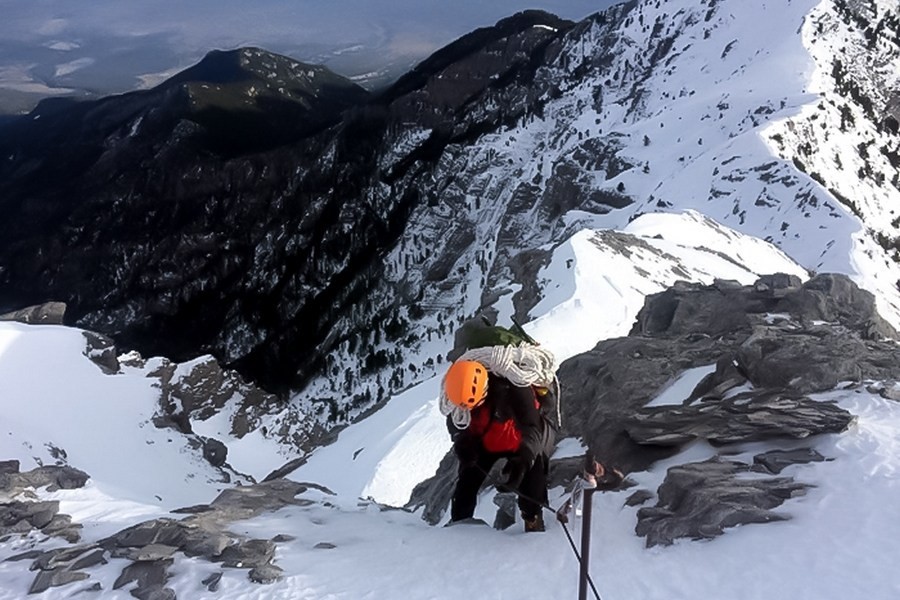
<box><xmin>439</xmin><ymin>344</ymin><xmax>560</xmax><ymax>429</ymax></box>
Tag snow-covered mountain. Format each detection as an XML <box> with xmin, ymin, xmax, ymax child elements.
<box><xmin>2</xmin><ymin>0</ymin><xmax>897</xmax><ymax>457</ymax></box>
<box><xmin>289</xmin><ymin>0</ymin><xmax>900</xmax><ymax>452</ymax></box>
<box><xmin>1</xmin><ymin>0</ymin><xmax>900</xmax><ymax>596</ymax></box>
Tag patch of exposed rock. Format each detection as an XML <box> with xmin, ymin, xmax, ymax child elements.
<box><xmin>3</xmin><ymin>467</ymin><xmax>332</xmax><ymax>597</ymax></box>
<box><xmin>0</xmin><ymin>302</ymin><xmax>67</xmax><ymax>325</ymax></box>
<box><xmin>625</xmin><ymin>391</ymin><xmax>855</xmax><ymax>446</ymax></box>
<box><xmin>121</xmin><ymin>351</ymin><xmax>329</xmax><ymax>473</ymax></box>
<box><xmin>1</xmin><ymin>462</ymin><xmax>89</xmax><ymax>554</ymax></box>
<box><xmin>118</xmin><ymin>347</ymin><xmax>309</xmax><ymax>483</ymax></box>
<box><xmin>633</xmin><ymin>457</ymin><xmax>811</xmax><ymax>547</ymax></box>
<box><xmin>561</xmin><ymin>273</ymin><xmax>899</xmax><ymax>474</ymax></box>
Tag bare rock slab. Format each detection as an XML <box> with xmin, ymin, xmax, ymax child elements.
<box><xmin>635</xmin><ymin>458</ymin><xmax>810</xmax><ymax>547</ymax></box>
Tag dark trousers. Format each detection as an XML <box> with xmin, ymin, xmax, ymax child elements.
<box><xmin>451</xmin><ymin>453</ymin><xmax>548</xmax><ymax>522</ymax></box>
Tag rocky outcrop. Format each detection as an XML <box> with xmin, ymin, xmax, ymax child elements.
<box><xmin>625</xmin><ymin>391</ymin><xmax>855</xmax><ymax>446</ymax></box>
<box><xmin>561</xmin><ymin>273</ymin><xmax>899</xmax><ymax>474</ymax></box>
<box><xmin>634</xmin><ymin>458</ymin><xmax>811</xmax><ymax>547</ymax></box>
<box><xmin>134</xmin><ymin>353</ymin><xmax>279</xmax><ymax>439</ymax></box>
<box><xmin>562</xmin><ymin>273</ymin><xmax>900</xmax><ymax>545</ymax></box>
<box><xmin>0</xmin><ymin>302</ymin><xmax>66</xmax><ymax>325</ymax></box>
<box><xmin>1</xmin><ymin>463</ymin><xmax>89</xmax><ymax>551</ymax></box>
<box><xmin>82</xmin><ymin>331</ymin><xmax>120</xmax><ymax>374</ymax></box>
<box><xmin>5</xmin><ymin>471</ymin><xmax>332</xmax><ymax>597</ymax></box>
<box><xmin>1</xmin><ymin>463</ymin><xmax>90</xmax><ymax>496</ymax></box>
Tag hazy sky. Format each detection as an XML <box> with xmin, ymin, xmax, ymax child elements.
<box><xmin>2</xmin><ymin>1</ymin><xmax>611</xmax><ymax>46</ymax></box>
<box><xmin>0</xmin><ymin>0</ymin><xmax>614</xmax><ymax>85</ymax></box>
<box><xmin>0</xmin><ymin>0</ymin><xmax>619</xmax><ymax>106</ymax></box>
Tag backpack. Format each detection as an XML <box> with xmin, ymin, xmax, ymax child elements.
<box><xmin>459</xmin><ymin>323</ymin><xmax>530</xmax><ymax>349</ymax></box>
<box><xmin>450</xmin><ymin>316</ymin><xmax>533</xmax><ymax>361</ymax></box>
<box><xmin>443</xmin><ymin>316</ymin><xmax>562</xmax><ymax>432</ymax></box>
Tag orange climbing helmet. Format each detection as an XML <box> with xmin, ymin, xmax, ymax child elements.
<box><xmin>444</xmin><ymin>360</ymin><xmax>488</xmax><ymax>410</ymax></box>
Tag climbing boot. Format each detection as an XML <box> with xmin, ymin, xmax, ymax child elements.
<box><xmin>523</xmin><ymin>513</ymin><xmax>545</xmax><ymax>532</ymax></box>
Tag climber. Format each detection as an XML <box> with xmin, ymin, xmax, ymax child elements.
<box><xmin>441</xmin><ymin>356</ymin><xmax>557</xmax><ymax>532</ymax></box>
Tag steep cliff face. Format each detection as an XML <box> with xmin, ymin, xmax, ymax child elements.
<box><xmin>0</xmin><ymin>1</ymin><xmax>898</xmax><ymax>453</ymax></box>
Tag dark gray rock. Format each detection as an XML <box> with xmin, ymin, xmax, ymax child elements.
<box><xmin>1</xmin><ymin>465</ymin><xmax>90</xmax><ymax>494</ymax></box>
<box><xmin>82</xmin><ymin>331</ymin><xmax>120</xmax><ymax>374</ymax></box>
<box><xmin>635</xmin><ymin>458</ymin><xmax>811</xmax><ymax>547</ymax></box>
<box><xmin>202</xmin><ymin>437</ymin><xmax>228</xmax><ymax>468</ymax></box>
<box><xmin>753</xmin><ymin>448</ymin><xmax>827</xmax><ymax>474</ymax></box>
<box><xmin>5</xmin><ymin>549</ymin><xmax>43</xmax><ymax>562</ymax></box>
<box><xmin>208</xmin><ymin>478</ymin><xmax>314</xmax><ymax>519</ymax></box>
<box><xmin>629</xmin><ymin>279</ymin><xmax>756</xmax><ymax>338</ymax></box>
<box><xmin>112</xmin><ymin>559</ymin><xmax>172</xmax><ymax>592</ymax></box>
<box><xmin>313</xmin><ymin>542</ymin><xmax>337</xmax><ymax>550</ymax></box>
<box><xmin>631</xmin><ymin>273</ymin><xmax>895</xmax><ymax>341</ymax></box>
<box><xmin>625</xmin><ymin>490</ymin><xmax>654</xmax><ymax>507</ymax></box>
<box><xmin>248</xmin><ymin>564</ymin><xmax>283</xmax><ymax>584</ymax></box>
<box><xmin>70</xmin><ymin>549</ymin><xmax>108</xmax><ymax>571</ymax></box>
<box><xmin>558</xmin><ymin>333</ymin><xmax>735</xmax><ymax>473</ymax></box>
<box><xmin>28</xmin><ymin>568</ymin><xmax>90</xmax><ymax>594</ymax></box>
<box><xmin>179</xmin><ymin>530</ymin><xmax>232</xmax><ymax>558</ymax></box>
<box><xmin>169</xmin><ymin>503</ymin><xmax>215</xmax><ymax>514</ymax></box>
<box><xmin>132</xmin><ymin>585</ymin><xmax>176</xmax><ymax>600</ymax></box>
<box><xmin>124</xmin><ymin>544</ymin><xmax>179</xmax><ymax>562</ymax></box>
<box><xmin>625</xmin><ymin>391</ymin><xmax>855</xmax><ymax>446</ymax></box>
<box><xmin>29</xmin><ymin>504</ymin><xmax>58</xmax><ymax>529</ymax></box>
<box><xmin>31</xmin><ymin>545</ymin><xmax>97</xmax><ymax>571</ymax></box>
<box><xmin>218</xmin><ymin>539</ymin><xmax>275</xmax><ymax>569</ymax></box>
<box><xmin>780</xmin><ymin>273</ymin><xmax>898</xmax><ymax>340</ymax></box>
<box><xmin>0</xmin><ymin>499</ymin><xmax>80</xmax><ymax>542</ymax></box>
<box><xmin>872</xmin><ymin>381</ymin><xmax>900</xmax><ymax>401</ymax></box>
<box><xmin>753</xmin><ymin>273</ymin><xmax>803</xmax><ymax>295</ymax></box>
<box><xmin>736</xmin><ymin>326</ymin><xmax>900</xmax><ymax>393</ymax></box>
<box><xmin>43</xmin><ymin>514</ymin><xmax>82</xmax><ymax>543</ymax></box>
<box><xmin>560</xmin><ymin>273</ymin><xmax>900</xmax><ymax>472</ymax></box>
<box><xmin>0</xmin><ymin>500</ymin><xmax>59</xmax><ymax>534</ymax></box>
<box><xmin>0</xmin><ymin>302</ymin><xmax>66</xmax><ymax>325</ymax></box>
<box><xmin>201</xmin><ymin>571</ymin><xmax>223</xmax><ymax>592</ymax></box>
<box><xmin>405</xmin><ymin>452</ymin><xmax>459</xmax><ymax>525</ymax></box>
<box><xmin>0</xmin><ymin>460</ymin><xmax>19</xmax><ymax>474</ymax></box>
<box><xmin>106</xmin><ymin>519</ymin><xmax>188</xmax><ymax>550</ymax></box>
<box><xmin>262</xmin><ymin>457</ymin><xmax>307</xmax><ymax>481</ymax></box>
<box><xmin>43</xmin><ymin>477</ymin><xmax>319</xmax><ymax>599</ymax></box>
<box><xmin>492</xmin><ymin>492</ymin><xmax>517</xmax><ymax>530</ymax></box>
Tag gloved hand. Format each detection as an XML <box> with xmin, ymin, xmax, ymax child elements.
<box><xmin>500</xmin><ymin>449</ymin><xmax>534</xmax><ymax>492</ymax></box>
<box><xmin>453</xmin><ymin>435</ymin><xmax>480</xmax><ymax>466</ymax></box>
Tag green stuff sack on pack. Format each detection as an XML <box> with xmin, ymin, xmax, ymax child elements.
<box><xmin>449</xmin><ymin>317</ymin><xmax>533</xmax><ymax>361</ymax></box>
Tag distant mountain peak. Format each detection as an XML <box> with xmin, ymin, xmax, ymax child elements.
<box><xmin>164</xmin><ymin>46</ymin><xmax>365</xmax><ymax>95</ymax></box>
